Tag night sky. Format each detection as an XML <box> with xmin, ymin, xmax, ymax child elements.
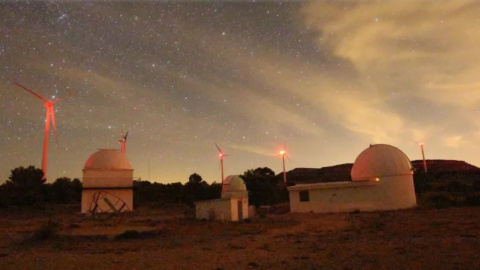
<box><xmin>1</xmin><ymin>1</ymin><xmax>480</xmax><ymax>184</ymax></box>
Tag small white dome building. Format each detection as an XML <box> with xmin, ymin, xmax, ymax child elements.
<box><xmin>81</xmin><ymin>149</ymin><xmax>134</xmax><ymax>214</ymax></box>
<box><xmin>288</xmin><ymin>144</ymin><xmax>417</xmax><ymax>213</ymax></box>
<box><xmin>221</xmin><ymin>175</ymin><xmax>248</xmax><ymax>199</ymax></box>
<box><xmin>196</xmin><ymin>175</ymin><xmax>249</xmax><ymax>221</ymax></box>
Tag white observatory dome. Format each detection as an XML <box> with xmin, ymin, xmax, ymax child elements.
<box><xmin>222</xmin><ymin>175</ymin><xmax>247</xmax><ymax>193</ymax></box>
<box><xmin>84</xmin><ymin>149</ymin><xmax>132</xmax><ymax>170</ymax></box>
<box><xmin>351</xmin><ymin>144</ymin><xmax>412</xmax><ymax>181</ymax></box>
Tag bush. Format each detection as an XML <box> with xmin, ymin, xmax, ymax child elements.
<box><xmin>465</xmin><ymin>195</ymin><xmax>480</xmax><ymax>206</ymax></box>
<box><xmin>115</xmin><ymin>230</ymin><xmax>140</xmax><ymax>240</ymax></box>
<box><xmin>446</xmin><ymin>180</ymin><xmax>468</xmax><ymax>193</ymax></box>
<box><xmin>29</xmin><ymin>220</ymin><xmax>60</xmax><ymax>242</ymax></box>
<box><xmin>427</xmin><ymin>194</ymin><xmax>454</xmax><ymax>209</ymax></box>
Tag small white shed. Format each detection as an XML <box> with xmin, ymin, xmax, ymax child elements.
<box><xmin>195</xmin><ymin>175</ymin><xmax>249</xmax><ymax>221</ymax></box>
<box><xmin>288</xmin><ymin>144</ymin><xmax>417</xmax><ymax>213</ymax></box>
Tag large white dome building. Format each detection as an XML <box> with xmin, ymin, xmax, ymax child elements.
<box><xmin>81</xmin><ymin>149</ymin><xmax>134</xmax><ymax>214</ymax></box>
<box><xmin>84</xmin><ymin>149</ymin><xmax>133</xmax><ymax>170</ymax></box>
<box><xmin>288</xmin><ymin>144</ymin><xmax>417</xmax><ymax>213</ymax></box>
<box><xmin>351</xmin><ymin>144</ymin><xmax>413</xmax><ymax>181</ymax></box>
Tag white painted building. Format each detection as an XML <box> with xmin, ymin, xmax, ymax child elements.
<box><xmin>81</xmin><ymin>149</ymin><xmax>134</xmax><ymax>214</ymax></box>
<box><xmin>288</xmin><ymin>144</ymin><xmax>417</xmax><ymax>213</ymax></box>
<box><xmin>195</xmin><ymin>175</ymin><xmax>249</xmax><ymax>221</ymax></box>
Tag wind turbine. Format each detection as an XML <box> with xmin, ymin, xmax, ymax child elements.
<box><xmin>14</xmin><ymin>82</ymin><xmax>59</xmax><ymax>182</ymax></box>
<box><xmin>214</xmin><ymin>143</ymin><xmax>228</xmax><ymax>185</ymax></box>
<box><xmin>118</xmin><ymin>131</ymin><xmax>128</xmax><ymax>155</ymax></box>
<box><xmin>418</xmin><ymin>142</ymin><xmax>428</xmax><ymax>173</ymax></box>
<box><xmin>278</xmin><ymin>145</ymin><xmax>289</xmax><ymax>183</ymax></box>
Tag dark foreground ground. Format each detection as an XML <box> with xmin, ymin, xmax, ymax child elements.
<box><xmin>0</xmin><ymin>205</ymin><xmax>479</xmax><ymax>270</ymax></box>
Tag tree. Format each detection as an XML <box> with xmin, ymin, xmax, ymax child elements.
<box><xmin>7</xmin><ymin>166</ymin><xmax>44</xmax><ymax>187</ymax></box>
<box><xmin>240</xmin><ymin>167</ymin><xmax>284</xmax><ymax>207</ymax></box>
<box><xmin>185</xmin><ymin>173</ymin><xmax>208</xmax><ymax>205</ymax></box>
<box><xmin>3</xmin><ymin>166</ymin><xmax>44</xmax><ymax>207</ymax></box>
<box><xmin>71</xmin><ymin>178</ymin><xmax>82</xmax><ymax>202</ymax></box>
<box><xmin>188</xmin><ymin>173</ymin><xmax>203</xmax><ymax>184</ymax></box>
<box><xmin>47</xmin><ymin>177</ymin><xmax>81</xmax><ymax>204</ymax></box>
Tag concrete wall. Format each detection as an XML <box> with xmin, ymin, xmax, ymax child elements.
<box><xmin>83</xmin><ymin>169</ymin><xmax>133</xmax><ymax>188</ymax></box>
<box><xmin>81</xmin><ymin>168</ymin><xmax>134</xmax><ymax>214</ymax></box>
<box><xmin>236</xmin><ymin>197</ymin><xmax>249</xmax><ymax>220</ymax></box>
<box><xmin>288</xmin><ymin>175</ymin><xmax>416</xmax><ymax>213</ymax></box>
<box><xmin>81</xmin><ymin>189</ymin><xmax>133</xmax><ymax>214</ymax></box>
<box><xmin>221</xmin><ymin>190</ymin><xmax>248</xmax><ymax>199</ymax></box>
<box><xmin>196</xmin><ymin>198</ymin><xmax>232</xmax><ymax>221</ymax></box>
<box><xmin>195</xmin><ymin>197</ymin><xmax>249</xmax><ymax>221</ymax></box>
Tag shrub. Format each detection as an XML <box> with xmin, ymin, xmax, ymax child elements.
<box><xmin>465</xmin><ymin>195</ymin><xmax>480</xmax><ymax>206</ymax></box>
<box><xmin>30</xmin><ymin>220</ymin><xmax>60</xmax><ymax>242</ymax></box>
<box><xmin>427</xmin><ymin>194</ymin><xmax>454</xmax><ymax>209</ymax></box>
<box><xmin>243</xmin><ymin>218</ymin><xmax>252</xmax><ymax>223</ymax></box>
<box><xmin>115</xmin><ymin>230</ymin><xmax>141</xmax><ymax>240</ymax></box>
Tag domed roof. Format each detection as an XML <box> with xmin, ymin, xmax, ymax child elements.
<box><xmin>351</xmin><ymin>144</ymin><xmax>412</xmax><ymax>181</ymax></box>
<box><xmin>84</xmin><ymin>149</ymin><xmax>132</xmax><ymax>170</ymax></box>
<box><xmin>222</xmin><ymin>175</ymin><xmax>247</xmax><ymax>193</ymax></box>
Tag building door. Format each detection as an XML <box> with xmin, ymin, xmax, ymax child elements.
<box><xmin>237</xmin><ymin>200</ymin><xmax>243</xmax><ymax>221</ymax></box>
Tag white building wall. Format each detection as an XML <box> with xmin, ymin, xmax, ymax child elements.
<box><xmin>241</xmin><ymin>198</ymin><xmax>249</xmax><ymax>220</ymax></box>
<box><xmin>196</xmin><ymin>198</ymin><xmax>232</xmax><ymax>221</ymax></box>
<box><xmin>376</xmin><ymin>175</ymin><xmax>417</xmax><ymax>210</ymax></box>
<box><xmin>195</xmin><ymin>197</ymin><xmax>249</xmax><ymax>221</ymax></box>
<box><xmin>81</xmin><ymin>189</ymin><xmax>133</xmax><ymax>214</ymax></box>
<box><xmin>229</xmin><ymin>199</ymin><xmax>237</xmax><ymax>221</ymax></box>
<box><xmin>83</xmin><ymin>169</ymin><xmax>133</xmax><ymax>188</ymax></box>
<box><xmin>230</xmin><ymin>197</ymin><xmax>248</xmax><ymax>221</ymax></box>
<box><xmin>289</xmin><ymin>176</ymin><xmax>416</xmax><ymax>213</ymax></box>
<box><xmin>221</xmin><ymin>190</ymin><xmax>248</xmax><ymax>199</ymax></box>
<box><xmin>81</xmin><ymin>169</ymin><xmax>134</xmax><ymax>214</ymax></box>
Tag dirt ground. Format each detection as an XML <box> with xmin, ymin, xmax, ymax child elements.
<box><xmin>0</xmin><ymin>205</ymin><xmax>479</xmax><ymax>270</ymax></box>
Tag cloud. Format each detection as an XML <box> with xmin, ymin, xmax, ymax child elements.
<box><xmin>294</xmin><ymin>0</ymin><xmax>480</xmax><ymax>148</ymax></box>
<box><xmin>174</xmin><ymin>37</ymin><xmax>326</xmax><ymax>138</ymax></box>
<box><xmin>442</xmin><ymin>134</ymin><xmax>463</xmax><ymax>148</ymax></box>
<box><xmin>227</xmin><ymin>45</ymin><xmax>406</xmax><ymax>143</ymax></box>
<box><xmin>319</xmin><ymin>89</ymin><xmax>404</xmax><ymax>143</ymax></box>
<box><xmin>228</xmin><ymin>142</ymin><xmax>275</xmax><ymax>157</ymax></box>
<box><xmin>301</xmin><ymin>1</ymin><xmax>480</xmax><ymax>109</ymax></box>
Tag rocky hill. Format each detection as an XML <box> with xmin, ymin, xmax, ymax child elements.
<box><xmin>284</xmin><ymin>160</ymin><xmax>480</xmax><ymax>184</ymax></box>
<box><xmin>411</xmin><ymin>160</ymin><xmax>480</xmax><ymax>173</ymax></box>
<box><xmin>284</xmin><ymin>164</ymin><xmax>352</xmax><ymax>184</ymax></box>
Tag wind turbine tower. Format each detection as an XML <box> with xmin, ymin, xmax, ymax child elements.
<box><xmin>215</xmin><ymin>143</ymin><xmax>228</xmax><ymax>185</ymax></box>
<box><xmin>418</xmin><ymin>142</ymin><xmax>428</xmax><ymax>173</ymax></box>
<box><xmin>14</xmin><ymin>82</ymin><xmax>60</xmax><ymax>182</ymax></box>
<box><xmin>118</xmin><ymin>131</ymin><xmax>128</xmax><ymax>155</ymax></box>
<box><xmin>279</xmin><ymin>147</ymin><xmax>287</xmax><ymax>183</ymax></box>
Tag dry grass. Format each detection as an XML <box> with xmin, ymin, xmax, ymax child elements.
<box><xmin>0</xmin><ymin>205</ymin><xmax>479</xmax><ymax>269</ymax></box>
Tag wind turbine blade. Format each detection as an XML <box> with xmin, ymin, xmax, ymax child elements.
<box><xmin>50</xmin><ymin>107</ymin><xmax>58</xmax><ymax>144</ymax></box>
<box><xmin>214</xmin><ymin>142</ymin><xmax>222</xmax><ymax>153</ymax></box>
<box><xmin>14</xmin><ymin>82</ymin><xmax>49</xmax><ymax>102</ymax></box>
<box><xmin>124</xmin><ymin>131</ymin><xmax>129</xmax><ymax>141</ymax></box>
